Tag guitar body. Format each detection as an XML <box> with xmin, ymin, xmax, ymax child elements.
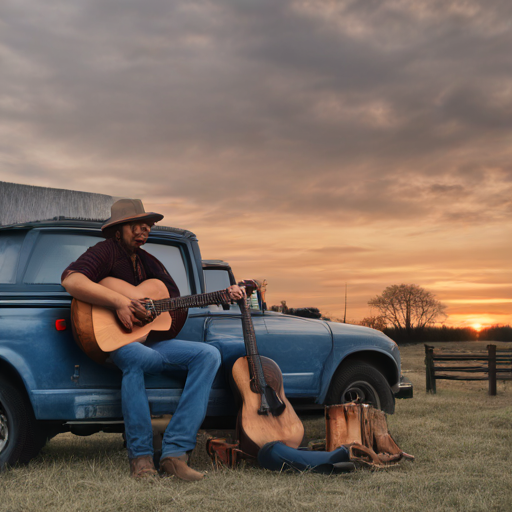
<box><xmin>232</xmin><ymin>356</ymin><xmax>304</xmax><ymax>457</ymax></box>
<box><xmin>71</xmin><ymin>278</ymin><xmax>172</xmax><ymax>364</ymax></box>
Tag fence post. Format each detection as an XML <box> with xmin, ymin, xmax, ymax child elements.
<box><xmin>425</xmin><ymin>345</ymin><xmax>436</xmax><ymax>394</ymax></box>
<box><xmin>488</xmin><ymin>344</ymin><xmax>497</xmax><ymax>396</ymax></box>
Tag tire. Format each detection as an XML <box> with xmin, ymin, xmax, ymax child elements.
<box><xmin>0</xmin><ymin>376</ymin><xmax>44</xmax><ymax>470</ymax></box>
<box><xmin>325</xmin><ymin>361</ymin><xmax>395</xmax><ymax>414</ymax></box>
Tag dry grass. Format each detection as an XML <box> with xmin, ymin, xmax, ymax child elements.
<box><xmin>1</xmin><ymin>342</ymin><xmax>511</xmax><ymax>512</ymax></box>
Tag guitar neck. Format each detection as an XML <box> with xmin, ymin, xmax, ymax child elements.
<box><xmin>238</xmin><ymin>298</ymin><xmax>260</xmax><ymax>356</ymax></box>
<box><xmin>237</xmin><ymin>297</ymin><xmax>286</xmax><ymax>416</ymax></box>
<box><xmin>238</xmin><ymin>298</ymin><xmax>268</xmax><ymax>392</ymax></box>
<box><xmin>152</xmin><ymin>288</ymin><xmax>232</xmax><ymax>314</ymax></box>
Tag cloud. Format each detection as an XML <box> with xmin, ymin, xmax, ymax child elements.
<box><xmin>428</xmin><ymin>184</ymin><xmax>465</xmax><ymax>195</ymax></box>
<box><xmin>2</xmin><ymin>1</ymin><xmax>512</xmax><ymax>200</ymax></box>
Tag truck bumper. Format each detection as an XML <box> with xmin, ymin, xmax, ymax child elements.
<box><xmin>393</xmin><ymin>375</ymin><xmax>413</xmax><ymax>399</ymax></box>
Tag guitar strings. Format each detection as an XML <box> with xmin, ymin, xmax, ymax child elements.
<box><xmin>145</xmin><ymin>289</ymin><xmax>232</xmax><ymax>315</ymax></box>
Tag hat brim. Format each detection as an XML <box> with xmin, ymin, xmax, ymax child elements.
<box><xmin>101</xmin><ymin>212</ymin><xmax>164</xmax><ymax>232</ymax></box>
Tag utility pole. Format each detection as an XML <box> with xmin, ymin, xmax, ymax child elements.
<box><xmin>343</xmin><ymin>283</ymin><xmax>347</xmax><ymax>323</ymax></box>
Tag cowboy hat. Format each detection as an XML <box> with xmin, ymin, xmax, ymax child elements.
<box><xmin>101</xmin><ymin>198</ymin><xmax>164</xmax><ymax>232</ymax></box>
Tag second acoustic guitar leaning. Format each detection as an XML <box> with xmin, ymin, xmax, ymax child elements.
<box><xmin>231</xmin><ymin>283</ymin><xmax>304</xmax><ymax>457</ymax></box>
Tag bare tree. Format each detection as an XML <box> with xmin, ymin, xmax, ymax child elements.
<box><xmin>360</xmin><ymin>316</ymin><xmax>387</xmax><ymax>331</ymax></box>
<box><xmin>368</xmin><ymin>284</ymin><xmax>446</xmax><ymax>337</ymax></box>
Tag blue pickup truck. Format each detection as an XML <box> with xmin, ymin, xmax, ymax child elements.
<box><xmin>0</xmin><ymin>218</ymin><xmax>412</xmax><ymax>469</ymax></box>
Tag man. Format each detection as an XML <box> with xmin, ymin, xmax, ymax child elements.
<box><xmin>61</xmin><ymin>198</ymin><xmax>245</xmax><ymax>480</ymax></box>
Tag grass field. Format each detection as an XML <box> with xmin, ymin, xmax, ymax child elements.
<box><xmin>1</xmin><ymin>342</ymin><xmax>511</xmax><ymax>512</ymax></box>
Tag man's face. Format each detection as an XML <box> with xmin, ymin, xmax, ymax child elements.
<box><xmin>121</xmin><ymin>221</ymin><xmax>153</xmax><ymax>252</ymax></box>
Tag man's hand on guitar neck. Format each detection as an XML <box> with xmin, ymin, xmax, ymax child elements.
<box><xmin>227</xmin><ymin>285</ymin><xmax>246</xmax><ymax>301</ymax></box>
<box><xmin>237</xmin><ymin>280</ymin><xmax>260</xmax><ymax>300</ymax></box>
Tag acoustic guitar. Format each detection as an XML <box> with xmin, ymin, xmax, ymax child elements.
<box><xmin>232</xmin><ymin>281</ymin><xmax>304</xmax><ymax>457</ymax></box>
<box><xmin>71</xmin><ymin>277</ymin><xmax>232</xmax><ymax>364</ymax></box>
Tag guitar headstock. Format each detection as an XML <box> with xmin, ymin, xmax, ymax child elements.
<box><xmin>237</xmin><ymin>279</ymin><xmax>261</xmax><ymax>298</ymax></box>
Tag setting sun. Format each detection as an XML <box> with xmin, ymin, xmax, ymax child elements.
<box><xmin>472</xmin><ymin>323</ymin><xmax>482</xmax><ymax>331</ymax></box>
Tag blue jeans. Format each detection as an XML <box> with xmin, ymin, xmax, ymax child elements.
<box><xmin>110</xmin><ymin>339</ymin><xmax>221</xmax><ymax>460</ymax></box>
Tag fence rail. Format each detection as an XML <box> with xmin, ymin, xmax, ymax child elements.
<box><xmin>424</xmin><ymin>344</ymin><xmax>512</xmax><ymax>395</ymax></box>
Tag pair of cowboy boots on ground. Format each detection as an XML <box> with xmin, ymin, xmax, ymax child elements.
<box><xmin>130</xmin><ymin>454</ymin><xmax>204</xmax><ymax>481</ymax></box>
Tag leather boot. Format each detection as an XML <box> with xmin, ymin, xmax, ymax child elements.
<box><xmin>130</xmin><ymin>455</ymin><xmax>158</xmax><ymax>479</ymax></box>
<box><xmin>159</xmin><ymin>454</ymin><xmax>204</xmax><ymax>481</ymax></box>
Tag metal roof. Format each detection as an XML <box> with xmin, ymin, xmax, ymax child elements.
<box><xmin>0</xmin><ymin>181</ymin><xmax>117</xmax><ymax>226</ymax></box>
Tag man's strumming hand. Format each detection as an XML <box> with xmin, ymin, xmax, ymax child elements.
<box><xmin>116</xmin><ymin>297</ymin><xmax>144</xmax><ymax>332</ymax></box>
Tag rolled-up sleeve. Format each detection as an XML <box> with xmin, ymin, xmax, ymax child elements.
<box><xmin>61</xmin><ymin>240</ymin><xmax>114</xmax><ymax>284</ymax></box>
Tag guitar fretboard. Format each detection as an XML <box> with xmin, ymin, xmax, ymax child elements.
<box><xmin>151</xmin><ymin>288</ymin><xmax>233</xmax><ymax>314</ymax></box>
<box><xmin>238</xmin><ymin>297</ymin><xmax>267</xmax><ymax>393</ymax></box>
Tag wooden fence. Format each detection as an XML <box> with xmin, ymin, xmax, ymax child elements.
<box><xmin>425</xmin><ymin>344</ymin><xmax>512</xmax><ymax>395</ymax></box>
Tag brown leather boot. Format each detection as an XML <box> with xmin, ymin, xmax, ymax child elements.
<box><xmin>159</xmin><ymin>454</ymin><xmax>204</xmax><ymax>481</ymax></box>
<box><xmin>130</xmin><ymin>455</ymin><xmax>158</xmax><ymax>479</ymax></box>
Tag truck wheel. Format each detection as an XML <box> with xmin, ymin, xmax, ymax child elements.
<box><xmin>0</xmin><ymin>377</ymin><xmax>43</xmax><ymax>470</ymax></box>
<box><xmin>325</xmin><ymin>362</ymin><xmax>395</xmax><ymax>414</ymax></box>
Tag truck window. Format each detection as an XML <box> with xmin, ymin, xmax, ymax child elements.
<box><xmin>0</xmin><ymin>233</ymin><xmax>25</xmax><ymax>283</ymax></box>
<box><xmin>23</xmin><ymin>233</ymin><xmax>101</xmax><ymax>284</ymax></box>
<box><xmin>204</xmin><ymin>269</ymin><xmax>231</xmax><ymax>292</ymax></box>
<box><xmin>22</xmin><ymin>233</ymin><xmax>191</xmax><ymax>295</ymax></box>
<box><xmin>143</xmin><ymin>243</ymin><xmax>191</xmax><ymax>296</ymax></box>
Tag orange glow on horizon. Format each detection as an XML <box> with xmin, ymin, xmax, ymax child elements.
<box><xmin>443</xmin><ymin>314</ymin><xmax>508</xmax><ymax>330</ymax></box>
<box><xmin>144</xmin><ymin>201</ymin><xmax>512</xmax><ymax>330</ymax></box>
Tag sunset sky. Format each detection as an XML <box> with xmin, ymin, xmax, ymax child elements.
<box><xmin>1</xmin><ymin>0</ymin><xmax>511</xmax><ymax>328</ymax></box>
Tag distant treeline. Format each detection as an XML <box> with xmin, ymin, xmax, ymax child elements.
<box><xmin>477</xmin><ymin>325</ymin><xmax>512</xmax><ymax>341</ymax></box>
<box><xmin>270</xmin><ymin>303</ymin><xmax>322</xmax><ymax>319</ymax></box>
<box><xmin>270</xmin><ymin>302</ymin><xmax>512</xmax><ymax>343</ymax></box>
<box><xmin>383</xmin><ymin>325</ymin><xmax>512</xmax><ymax>344</ymax></box>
